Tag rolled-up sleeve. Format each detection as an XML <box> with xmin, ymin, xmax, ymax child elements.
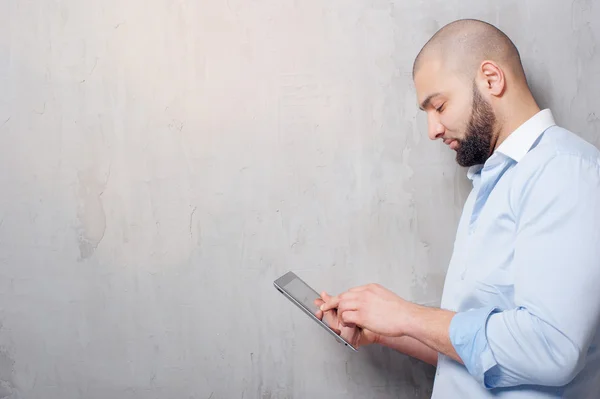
<box><xmin>449</xmin><ymin>153</ymin><xmax>600</xmax><ymax>389</ymax></box>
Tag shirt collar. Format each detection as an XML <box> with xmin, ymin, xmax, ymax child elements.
<box><xmin>466</xmin><ymin>109</ymin><xmax>555</xmax><ymax>181</ymax></box>
<box><xmin>495</xmin><ymin>108</ymin><xmax>556</xmax><ymax>162</ymax></box>
<box><xmin>467</xmin><ymin>165</ymin><xmax>483</xmax><ymax>180</ymax></box>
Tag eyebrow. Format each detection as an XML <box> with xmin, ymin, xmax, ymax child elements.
<box><xmin>419</xmin><ymin>93</ymin><xmax>442</xmax><ymax>111</ymax></box>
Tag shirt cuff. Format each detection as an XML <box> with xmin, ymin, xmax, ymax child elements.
<box><xmin>449</xmin><ymin>306</ymin><xmax>500</xmax><ymax>388</ymax></box>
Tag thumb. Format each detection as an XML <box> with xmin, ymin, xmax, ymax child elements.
<box><xmin>321</xmin><ymin>291</ymin><xmax>332</xmax><ymax>301</ymax></box>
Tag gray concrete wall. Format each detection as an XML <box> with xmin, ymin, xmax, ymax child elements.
<box><xmin>0</xmin><ymin>1</ymin><xmax>598</xmax><ymax>398</ymax></box>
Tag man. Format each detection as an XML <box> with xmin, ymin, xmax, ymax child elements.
<box><xmin>316</xmin><ymin>19</ymin><xmax>600</xmax><ymax>398</ymax></box>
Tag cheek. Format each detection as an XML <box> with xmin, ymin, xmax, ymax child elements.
<box><xmin>440</xmin><ymin>114</ymin><xmax>459</xmax><ymax>133</ymax></box>
<box><xmin>443</xmin><ymin>109</ymin><xmax>470</xmax><ymax>137</ymax></box>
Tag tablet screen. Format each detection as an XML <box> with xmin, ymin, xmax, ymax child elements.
<box><xmin>281</xmin><ymin>277</ymin><xmax>321</xmax><ymax>315</ymax></box>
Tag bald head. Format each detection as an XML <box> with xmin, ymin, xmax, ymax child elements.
<box><xmin>412</xmin><ymin>19</ymin><xmax>541</xmax><ymax>167</ymax></box>
<box><xmin>413</xmin><ymin>19</ymin><xmax>526</xmax><ymax>84</ymax></box>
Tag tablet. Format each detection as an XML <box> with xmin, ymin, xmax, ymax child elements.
<box><xmin>273</xmin><ymin>271</ymin><xmax>358</xmax><ymax>351</ymax></box>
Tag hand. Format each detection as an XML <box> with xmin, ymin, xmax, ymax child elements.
<box><xmin>314</xmin><ymin>292</ymin><xmax>380</xmax><ymax>349</ymax></box>
<box><xmin>320</xmin><ymin>283</ymin><xmax>409</xmax><ymax>337</ymax></box>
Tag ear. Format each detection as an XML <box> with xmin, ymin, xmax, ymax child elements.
<box><xmin>479</xmin><ymin>61</ymin><xmax>505</xmax><ymax>97</ymax></box>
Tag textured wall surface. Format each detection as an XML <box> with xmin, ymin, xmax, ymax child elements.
<box><xmin>0</xmin><ymin>1</ymin><xmax>598</xmax><ymax>398</ymax></box>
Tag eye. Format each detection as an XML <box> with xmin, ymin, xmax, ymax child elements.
<box><xmin>436</xmin><ymin>103</ymin><xmax>445</xmax><ymax>113</ymax></box>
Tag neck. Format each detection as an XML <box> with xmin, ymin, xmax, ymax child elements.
<box><xmin>493</xmin><ymin>90</ymin><xmax>541</xmax><ymax>150</ymax></box>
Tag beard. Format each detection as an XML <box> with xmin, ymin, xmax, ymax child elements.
<box><xmin>455</xmin><ymin>84</ymin><xmax>496</xmax><ymax>167</ymax></box>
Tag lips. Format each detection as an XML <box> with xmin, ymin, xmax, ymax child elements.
<box><xmin>443</xmin><ymin>138</ymin><xmax>459</xmax><ymax>150</ymax></box>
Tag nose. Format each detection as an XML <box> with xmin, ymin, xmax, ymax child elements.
<box><xmin>427</xmin><ymin>113</ymin><xmax>445</xmax><ymax>141</ymax></box>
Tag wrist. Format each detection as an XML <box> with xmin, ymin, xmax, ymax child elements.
<box><xmin>399</xmin><ymin>301</ymin><xmax>425</xmax><ymax>338</ymax></box>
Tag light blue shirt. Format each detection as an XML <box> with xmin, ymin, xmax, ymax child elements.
<box><xmin>431</xmin><ymin>109</ymin><xmax>600</xmax><ymax>398</ymax></box>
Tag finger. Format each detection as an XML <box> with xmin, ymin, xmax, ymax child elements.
<box><xmin>315</xmin><ymin>309</ymin><xmax>323</xmax><ymax>320</ymax></box>
<box><xmin>337</xmin><ymin>303</ymin><xmax>359</xmax><ymax>328</ymax></box>
<box><xmin>337</xmin><ymin>300</ymin><xmax>360</xmax><ymax>314</ymax></box>
<box><xmin>338</xmin><ymin>311</ymin><xmax>356</xmax><ymax>328</ymax></box>
<box><xmin>340</xmin><ymin>320</ymin><xmax>355</xmax><ymax>329</ymax></box>
<box><xmin>321</xmin><ymin>291</ymin><xmax>333</xmax><ymax>301</ymax></box>
<box><xmin>330</xmin><ymin>324</ymin><xmax>341</xmax><ymax>335</ymax></box>
<box><xmin>320</xmin><ymin>296</ymin><xmax>340</xmax><ymax>312</ymax></box>
<box><xmin>322</xmin><ymin>308</ymin><xmax>337</xmax><ymax>326</ymax></box>
<box><xmin>314</xmin><ymin>298</ymin><xmax>324</xmax><ymax>307</ymax></box>
<box><xmin>340</xmin><ymin>310</ymin><xmax>361</xmax><ymax>327</ymax></box>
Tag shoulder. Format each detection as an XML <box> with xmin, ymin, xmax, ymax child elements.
<box><xmin>509</xmin><ymin>126</ymin><xmax>600</xmax><ymax>209</ymax></box>
<box><xmin>525</xmin><ymin>126</ymin><xmax>600</xmax><ymax>167</ymax></box>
